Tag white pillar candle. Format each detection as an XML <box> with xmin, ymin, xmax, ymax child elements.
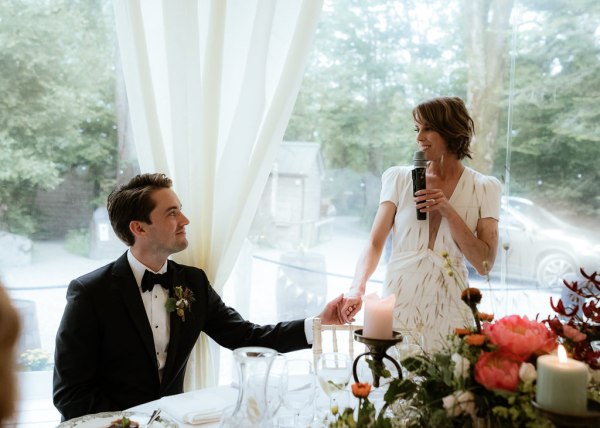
<box><xmin>536</xmin><ymin>345</ymin><xmax>588</xmax><ymax>415</ymax></box>
<box><xmin>362</xmin><ymin>293</ymin><xmax>395</xmax><ymax>339</ymax></box>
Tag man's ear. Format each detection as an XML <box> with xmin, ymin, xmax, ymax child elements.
<box><xmin>129</xmin><ymin>220</ymin><xmax>146</xmax><ymax>238</ymax></box>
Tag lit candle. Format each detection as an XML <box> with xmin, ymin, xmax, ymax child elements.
<box><xmin>362</xmin><ymin>293</ymin><xmax>395</xmax><ymax>339</ymax></box>
<box><xmin>536</xmin><ymin>345</ymin><xmax>588</xmax><ymax>415</ymax></box>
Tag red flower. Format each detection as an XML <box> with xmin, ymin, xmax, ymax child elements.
<box><xmin>483</xmin><ymin>315</ymin><xmax>556</xmax><ymax>361</ymax></box>
<box><xmin>475</xmin><ymin>351</ymin><xmax>521</xmax><ymax>392</ymax></box>
<box><xmin>563</xmin><ymin>324</ymin><xmax>587</xmax><ymax>342</ymax></box>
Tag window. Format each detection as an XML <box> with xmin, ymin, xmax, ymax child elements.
<box><xmin>2</xmin><ymin>0</ymin><xmax>599</xmax><ymax>421</ymax></box>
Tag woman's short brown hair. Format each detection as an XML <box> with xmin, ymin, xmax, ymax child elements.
<box><xmin>412</xmin><ymin>96</ymin><xmax>474</xmax><ymax>160</ymax></box>
<box><xmin>0</xmin><ymin>283</ymin><xmax>20</xmax><ymax>424</ymax></box>
<box><xmin>107</xmin><ymin>173</ymin><xmax>173</xmax><ymax>246</ymax></box>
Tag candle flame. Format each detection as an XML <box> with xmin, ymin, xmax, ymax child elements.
<box><xmin>557</xmin><ymin>344</ymin><xmax>568</xmax><ymax>363</ymax></box>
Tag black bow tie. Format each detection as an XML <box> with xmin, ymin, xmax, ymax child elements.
<box><xmin>141</xmin><ymin>270</ymin><xmax>172</xmax><ymax>293</ymax></box>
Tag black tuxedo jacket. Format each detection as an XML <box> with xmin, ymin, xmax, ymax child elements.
<box><xmin>53</xmin><ymin>252</ymin><xmax>309</xmax><ymax>420</ymax></box>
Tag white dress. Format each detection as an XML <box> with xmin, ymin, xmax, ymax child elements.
<box><xmin>380</xmin><ymin>166</ymin><xmax>501</xmax><ymax>351</ymax></box>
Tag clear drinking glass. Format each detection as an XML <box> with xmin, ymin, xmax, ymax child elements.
<box><xmin>280</xmin><ymin>359</ymin><xmax>316</xmax><ymax>427</ymax></box>
<box><xmin>266</xmin><ymin>353</ymin><xmax>288</xmax><ymax>418</ymax></box>
<box><xmin>316</xmin><ymin>352</ymin><xmax>352</xmax><ymax>415</ymax></box>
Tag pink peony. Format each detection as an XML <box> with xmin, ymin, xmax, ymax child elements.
<box><xmin>562</xmin><ymin>324</ymin><xmax>587</xmax><ymax>342</ymax></box>
<box><xmin>483</xmin><ymin>315</ymin><xmax>556</xmax><ymax>361</ymax></box>
<box><xmin>475</xmin><ymin>351</ymin><xmax>521</xmax><ymax>392</ymax></box>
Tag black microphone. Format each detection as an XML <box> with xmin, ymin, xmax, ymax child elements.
<box><xmin>412</xmin><ymin>151</ymin><xmax>427</xmax><ymax>220</ymax></box>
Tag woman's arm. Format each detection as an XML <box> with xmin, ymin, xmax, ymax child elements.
<box><xmin>445</xmin><ymin>212</ymin><xmax>499</xmax><ymax>275</ymax></box>
<box><xmin>416</xmin><ymin>177</ymin><xmax>500</xmax><ymax>276</ymax></box>
<box><xmin>341</xmin><ymin>201</ymin><xmax>396</xmax><ymax>322</ymax></box>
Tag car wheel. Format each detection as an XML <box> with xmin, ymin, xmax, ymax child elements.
<box><xmin>536</xmin><ymin>253</ymin><xmax>577</xmax><ymax>289</ymax></box>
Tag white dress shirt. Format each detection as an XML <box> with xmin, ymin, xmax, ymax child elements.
<box><xmin>127</xmin><ymin>250</ymin><xmax>170</xmax><ymax>379</ymax></box>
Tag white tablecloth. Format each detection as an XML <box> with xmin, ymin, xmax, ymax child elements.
<box><xmin>127</xmin><ymin>386</ymin><xmax>238</xmax><ymax>427</ymax></box>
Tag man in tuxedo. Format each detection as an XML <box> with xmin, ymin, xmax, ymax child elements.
<box><xmin>53</xmin><ymin>173</ymin><xmax>345</xmax><ymax>420</ymax></box>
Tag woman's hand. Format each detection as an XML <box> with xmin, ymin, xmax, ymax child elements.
<box><xmin>340</xmin><ymin>294</ymin><xmax>363</xmax><ymax>323</ymax></box>
<box><xmin>414</xmin><ymin>189</ymin><xmax>448</xmax><ymax>215</ymax></box>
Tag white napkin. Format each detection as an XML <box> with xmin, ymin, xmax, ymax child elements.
<box><xmin>158</xmin><ymin>390</ymin><xmax>233</xmax><ymax>425</ymax></box>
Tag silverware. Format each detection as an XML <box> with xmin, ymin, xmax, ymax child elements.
<box><xmin>146</xmin><ymin>409</ymin><xmax>161</xmax><ymax>427</ymax></box>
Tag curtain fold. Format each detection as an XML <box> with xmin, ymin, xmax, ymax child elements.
<box><xmin>112</xmin><ymin>0</ymin><xmax>323</xmax><ymax>389</ymax></box>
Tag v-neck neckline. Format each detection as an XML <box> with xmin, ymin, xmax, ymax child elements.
<box><xmin>427</xmin><ymin>166</ymin><xmax>467</xmax><ymax>250</ymax></box>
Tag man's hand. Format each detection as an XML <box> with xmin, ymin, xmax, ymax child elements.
<box><xmin>318</xmin><ymin>294</ymin><xmax>345</xmax><ymax>325</ymax></box>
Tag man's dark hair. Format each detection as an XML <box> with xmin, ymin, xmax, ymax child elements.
<box><xmin>412</xmin><ymin>96</ymin><xmax>474</xmax><ymax>160</ymax></box>
<box><xmin>107</xmin><ymin>173</ymin><xmax>173</xmax><ymax>246</ymax></box>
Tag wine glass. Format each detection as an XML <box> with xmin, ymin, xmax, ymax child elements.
<box><xmin>316</xmin><ymin>352</ymin><xmax>352</xmax><ymax>415</ymax></box>
<box><xmin>266</xmin><ymin>353</ymin><xmax>288</xmax><ymax>417</ymax></box>
<box><xmin>280</xmin><ymin>359</ymin><xmax>316</xmax><ymax>427</ymax></box>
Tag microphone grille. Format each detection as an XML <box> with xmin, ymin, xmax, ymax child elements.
<box><xmin>413</xmin><ymin>150</ymin><xmax>427</xmax><ymax>167</ymax></box>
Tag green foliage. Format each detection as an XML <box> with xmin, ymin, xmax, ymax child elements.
<box><xmin>289</xmin><ymin>0</ymin><xmax>600</xmax><ymax>221</ymax></box>
<box><xmin>64</xmin><ymin>228</ymin><xmax>90</xmax><ymax>257</ymax></box>
<box><xmin>494</xmin><ymin>0</ymin><xmax>600</xmax><ymax>215</ymax></box>
<box><xmin>286</xmin><ymin>0</ymin><xmax>464</xmax><ymax>179</ymax></box>
<box><xmin>0</xmin><ymin>0</ymin><xmax>118</xmax><ymax>235</ymax></box>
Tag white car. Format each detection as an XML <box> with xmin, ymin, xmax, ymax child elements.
<box><xmin>491</xmin><ymin>196</ymin><xmax>600</xmax><ymax>288</ymax></box>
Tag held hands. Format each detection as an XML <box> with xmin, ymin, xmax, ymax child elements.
<box><xmin>340</xmin><ymin>294</ymin><xmax>362</xmax><ymax>324</ymax></box>
<box><xmin>318</xmin><ymin>293</ymin><xmax>364</xmax><ymax>325</ymax></box>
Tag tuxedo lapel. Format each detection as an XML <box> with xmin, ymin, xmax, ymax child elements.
<box><xmin>112</xmin><ymin>253</ymin><xmax>158</xmax><ymax>371</ymax></box>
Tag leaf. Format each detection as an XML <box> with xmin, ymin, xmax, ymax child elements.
<box><xmin>165</xmin><ymin>297</ymin><xmax>177</xmax><ymax>313</ymax></box>
<box><xmin>384</xmin><ymin>378</ymin><xmax>418</xmax><ymax>403</ymax></box>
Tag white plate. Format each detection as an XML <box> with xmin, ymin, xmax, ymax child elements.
<box><xmin>57</xmin><ymin>411</ymin><xmax>177</xmax><ymax>428</ymax></box>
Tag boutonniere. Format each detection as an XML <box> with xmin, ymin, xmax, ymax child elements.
<box><xmin>165</xmin><ymin>286</ymin><xmax>195</xmax><ymax>322</ymax></box>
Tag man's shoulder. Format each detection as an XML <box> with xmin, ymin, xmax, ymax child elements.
<box><xmin>167</xmin><ymin>260</ymin><xmax>211</xmax><ymax>288</ymax></box>
<box><xmin>70</xmin><ymin>252</ymin><xmax>128</xmax><ymax>288</ymax></box>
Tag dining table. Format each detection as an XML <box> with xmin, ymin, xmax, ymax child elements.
<box><xmin>126</xmin><ymin>386</ymin><xmax>238</xmax><ymax>427</ymax></box>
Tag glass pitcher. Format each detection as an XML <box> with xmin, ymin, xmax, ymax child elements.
<box><xmin>220</xmin><ymin>346</ymin><xmax>278</xmax><ymax>428</ymax></box>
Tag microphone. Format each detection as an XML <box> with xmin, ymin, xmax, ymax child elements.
<box><xmin>412</xmin><ymin>151</ymin><xmax>427</xmax><ymax>220</ymax></box>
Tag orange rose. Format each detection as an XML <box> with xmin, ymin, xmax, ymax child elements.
<box><xmin>455</xmin><ymin>328</ymin><xmax>471</xmax><ymax>336</ymax></box>
<box><xmin>478</xmin><ymin>312</ymin><xmax>495</xmax><ymax>322</ymax></box>
<box><xmin>351</xmin><ymin>382</ymin><xmax>371</xmax><ymax>398</ymax></box>
<box><xmin>465</xmin><ymin>334</ymin><xmax>486</xmax><ymax>346</ymax></box>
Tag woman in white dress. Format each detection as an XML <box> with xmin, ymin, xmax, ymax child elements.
<box><xmin>341</xmin><ymin>96</ymin><xmax>501</xmax><ymax>351</ymax></box>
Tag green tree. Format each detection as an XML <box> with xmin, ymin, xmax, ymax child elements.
<box><xmin>462</xmin><ymin>0</ymin><xmax>515</xmax><ymax>175</ymax></box>
<box><xmin>286</xmin><ymin>0</ymin><xmax>468</xmax><ymax>219</ymax></box>
<box><xmin>0</xmin><ymin>0</ymin><xmax>117</xmax><ymax>235</ymax></box>
<box><xmin>287</xmin><ymin>0</ymin><xmax>467</xmax><ymax>176</ymax></box>
<box><xmin>495</xmin><ymin>0</ymin><xmax>600</xmax><ymax>216</ymax></box>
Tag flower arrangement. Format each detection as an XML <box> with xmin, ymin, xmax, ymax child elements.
<box><xmin>389</xmin><ymin>286</ymin><xmax>559</xmax><ymax>427</ymax></box>
<box><xmin>329</xmin><ymin>380</ymin><xmax>402</xmax><ymax>427</ymax></box>
<box><xmin>546</xmin><ymin>269</ymin><xmax>600</xmax><ymax>369</ymax></box>
<box><xmin>329</xmin><ymin>256</ymin><xmax>600</xmax><ymax>427</ymax></box>
<box><xmin>165</xmin><ymin>285</ymin><xmax>195</xmax><ymax>322</ymax></box>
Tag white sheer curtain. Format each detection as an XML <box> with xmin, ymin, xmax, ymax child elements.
<box><xmin>112</xmin><ymin>0</ymin><xmax>323</xmax><ymax>389</ymax></box>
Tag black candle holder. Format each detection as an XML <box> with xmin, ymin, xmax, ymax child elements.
<box><xmin>352</xmin><ymin>329</ymin><xmax>403</xmax><ymax>387</ymax></box>
<box><xmin>532</xmin><ymin>400</ymin><xmax>600</xmax><ymax>427</ymax></box>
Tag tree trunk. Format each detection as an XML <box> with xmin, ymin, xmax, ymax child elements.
<box><xmin>462</xmin><ymin>0</ymin><xmax>515</xmax><ymax>175</ymax></box>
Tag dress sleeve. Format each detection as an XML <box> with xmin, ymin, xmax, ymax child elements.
<box><xmin>480</xmin><ymin>175</ymin><xmax>502</xmax><ymax>220</ymax></box>
<box><xmin>379</xmin><ymin>167</ymin><xmax>404</xmax><ymax>206</ymax></box>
